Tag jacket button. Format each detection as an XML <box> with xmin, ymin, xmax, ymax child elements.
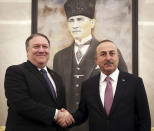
<box><xmin>76</xmin><ymin>102</ymin><xmax>79</xmax><ymax>105</ymax></box>
<box><xmin>76</xmin><ymin>67</ymin><xmax>80</xmax><ymax>70</ymax></box>
<box><xmin>75</xmin><ymin>84</ymin><xmax>79</xmax><ymax>87</ymax></box>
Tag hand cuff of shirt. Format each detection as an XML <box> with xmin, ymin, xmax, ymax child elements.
<box><xmin>54</xmin><ymin>109</ymin><xmax>58</xmax><ymax>120</ymax></box>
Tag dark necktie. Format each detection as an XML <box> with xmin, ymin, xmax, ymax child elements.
<box><xmin>75</xmin><ymin>41</ymin><xmax>90</xmax><ymax>63</ymax></box>
<box><xmin>76</xmin><ymin>44</ymin><xmax>83</xmax><ymax>62</ymax></box>
<box><xmin>40</xmin><ymin>69</ymin><xmax>56</xmax><ymax>100</ymax></box>
<box><xmin>104</xmin><ymin>76</ymin><xmax>113</xmax><ymax>115</ymax></box>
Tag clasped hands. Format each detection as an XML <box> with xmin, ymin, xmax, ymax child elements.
<box><xmin>56</xmin><ymin>108</ymin><xmax>75</xmax><ymax>127</ymax></box>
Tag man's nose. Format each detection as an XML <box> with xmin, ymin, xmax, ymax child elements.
<box><xmin>38</xmin><ymin>46</ymin><xmax>44</xmax><ymax>52</ymax></box>
<box><xmin>73</xmin><ymin>20</ymin><xmax>79</xmax><ymax>28</ymax></box>
<box><xmin>105</xmin><ymin>54</ymin><xmax>112</xmax><ymax>59</ymax></box>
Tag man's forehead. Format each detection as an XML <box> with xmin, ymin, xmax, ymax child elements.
<box><xmin>100</xmin><ymin>49</ymin><xmax>116</xmax><ymax>52</ymax></box>
<box><xmin>97</xmin><ymin>42</ymin><xmax>117</xmax><ymax>51</ymax></box>
<box><xmin>29</xmin><ymin>36</ymin><xmax>48</xmax><ymax>44</ymax></box>
<box><xmin>68</xmin><ymin>15</ymin><xmax>90</xmax><ymax>19</ymax></box>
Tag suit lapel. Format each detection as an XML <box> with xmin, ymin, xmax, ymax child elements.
<box><xmin>63</xmin><ymin>44</ymin><xmax>74</xmax><ymax>83</ymax></box>
<box><xmin>25</xmin><ymin>61</ymin><xmax>56</xmax><ymax>103</ymax></box>
<box><xmin>80</xmin><ymin>38</ymin><xmax>99</xmax><ymax>79</ymax></box>
<box><xmin>25</xmin><ymin>61</ymin><xmax>44</xmax><ymax>83</ymax></box>
<box><xmin>92</xmin><ymin>74</ymin><xmax>107</xmax><ymax>117</ymax></box>
<box><xmin>109</xmin><ymin>72</ymin><xmax>127</xmax><ymax>116</ymax></box>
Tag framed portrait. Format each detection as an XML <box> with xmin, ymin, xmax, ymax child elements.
<box><xmin>32</xmin><ymin>0</ymin><xmax>138</xmax><ymax>74</ymax></box>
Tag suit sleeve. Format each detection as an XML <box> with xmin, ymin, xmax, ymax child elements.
<box><xmin>4</xmin><ymin>66</ymin><xmax>56</xmax><ymax>125</ymax></box>
<box><xmin>118</xmin><ymin>48</ymin><xmax>128</xmax><ymax>72</ymax></box>
<box><xmin>135</xmin><ymin>78</ymin><xmax>151</xmax><ymax>131</ymax></box>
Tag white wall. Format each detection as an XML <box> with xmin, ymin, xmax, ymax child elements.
<box><xmin>0</xmin><ymin>0</ymin><xmax>31</xmax><ymax>125</ymax></box>
<box><xmin>138</xmin><ymin>0</ymin><xmax>154</xmax><ymax>126</ymax></box>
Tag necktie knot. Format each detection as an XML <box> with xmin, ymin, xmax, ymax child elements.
<box><xmin>75</xmin><ymin>41</ymin><xmax>90</xmax><ymax>48</ymax></box>
<box><xmin>40</xmin><ymin>69</ymin><xmax>47</xmax><ymax>74</ymax></box>
<box><xmin>105</xmin><ymin>76</ymin><xmax>111</xmax><ymax>82</ymax></box>
<box><xmin>75</xmin><ymin>43</ymin><xmax>82</xmax><ymax>48</ymax></box>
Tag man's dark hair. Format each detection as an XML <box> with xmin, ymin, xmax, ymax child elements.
<box><xmin>98</xmin><ymin>40</ymin><xmax>114</xmax><ymax>45</ymax></box>
<box><xmin>25</xmin><ymin>33</ymin><xmax>50</xmax><ymax>48</ymax></box>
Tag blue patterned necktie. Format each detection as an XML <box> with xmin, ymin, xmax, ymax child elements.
<box><xmin>40</xmin><ymin>69</ymin><xmax>56</xmax><ymax>100</ymax></box>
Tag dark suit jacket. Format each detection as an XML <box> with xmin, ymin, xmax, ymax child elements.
<box><xmin>4</xmin><ymin>61</ymin><xmax>66</xmax><ymax>131</ymax></box>
<box><xmin>73</xmin><ymin>72</ymin><xmax>151</xmax><ymax>131</ymax></box>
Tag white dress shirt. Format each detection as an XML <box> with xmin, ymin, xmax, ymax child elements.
<box><xmin>74</xmin><ymin>34</ymin><xmax>92</xmax><ymax>64</ymax></box>
<box><xmin>99</xmin><ymin>68</ymin><xmax>119</xmax><ymax>107</ymax></box>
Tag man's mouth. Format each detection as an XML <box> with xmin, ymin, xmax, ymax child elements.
<box><xmin>37</xmin><ymin>55</ymin><xmax>46</xmax><ymax>56</ymax></box>
<box><xmin>72</xmin><ymin>30</ymin><xmax>81</xmax><ymax>33</ymax></box>
<box><xmin>104</xmin><ymin>62</ymin><xmax>113</xmax><ymax>66</ymax></box>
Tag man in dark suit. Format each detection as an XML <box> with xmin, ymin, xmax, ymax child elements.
<box><xmin>53</xmin><ymin>1</ymin><xmax>127</xmax><ymax>131</ymax></box>
<box><xmin>4</xmin><ymin>33</ymin><xmax>74</xmax><ymax>131</ymax></box>
<box><xmin>59</xmin><ymin>40</ymin><xmax>151</xmax><ymax>131</ymax></box>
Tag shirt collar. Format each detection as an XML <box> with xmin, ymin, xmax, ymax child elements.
<box><xmin>38</xmin><ymin>66</ymin><xmax>48</xmax><ymax>72</ymax></box>
<box><xmin>75</xmin><ymin>34</ymin><xmax>92</xmax><ymax>45</ymax></box>
<box><xmin>100</xmin><ymin>68</ymin><xmax>119</xmax><ymax>82</ymax></box>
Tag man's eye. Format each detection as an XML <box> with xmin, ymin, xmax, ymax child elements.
<box><xmin>68</xmin><ymin>19</ymin><xmax>74</xmax><ymax>22</ymax></box>
<box><xmin>110</xmin><ymin>52</ymin><xmax>115</xmax><ymax>56</ymax></box>
<box><xmin>101</xmin><ymin>53</ymin><xmax>106</xmax><ymax>56</ymax></box>
<box><xmin>43</xmin><ymin>46</ymin><xmax>48</xmax><ymax>49</ymax></box>
<box><xmin>33</xmin><ymin>46</ymin><xmax>39</xmax><ymax>49</ymax></box>
<box><xmin>77</xmin><ymin>18</ymin><xmax>84</xmax><ymax>21</ymax></box>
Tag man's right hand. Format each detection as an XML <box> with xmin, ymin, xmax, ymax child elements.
<box><xmin>56</xmin><ymin>108</ymin><xmax>75</xmax><ymax>127</ymax></box>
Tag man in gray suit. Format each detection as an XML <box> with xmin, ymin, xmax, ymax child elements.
<box><xmin>53</xmin><ymin>0</ymin><xmax>127</xmax><ymax>131</ymax></box>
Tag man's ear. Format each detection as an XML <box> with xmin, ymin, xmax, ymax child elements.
<box><xmin>26</xmin><ymin>48</ymin><xmax>29</xmax><ymax>57</ymax></box>
<box><xmin>90</xmin><ymin>19</ymin><xmax>95</xmax><ymax>28</ymax></box>
<box><xmin>26</xmin><ymin>48</ymin><xmax>28</xmax><ymax>53</ymax></box>
<box><xmin>94</xmin><ymin>56</ymin><xmax>97</xmax><ymax>64</ymax></box>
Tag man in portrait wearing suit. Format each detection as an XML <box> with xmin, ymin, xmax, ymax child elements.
<box><xmin>53</xmin><ymin>0</ymin><xmax>128</xmax><ymax>131</ymax></box>
<box><xmin>61</xmin><ymin>40</ymin><xmax>151</xmax><ymax>131</ymax></box>
<box><xmin>4</xmin><ymin>33</ymin><xmax>74</xmax><ymax>131</ymax></box>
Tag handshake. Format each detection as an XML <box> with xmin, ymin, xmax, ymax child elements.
<box><xmin>56</xmin><ymin>108</ymin><xmax>75</xmax><ymax>127</ymax></box>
